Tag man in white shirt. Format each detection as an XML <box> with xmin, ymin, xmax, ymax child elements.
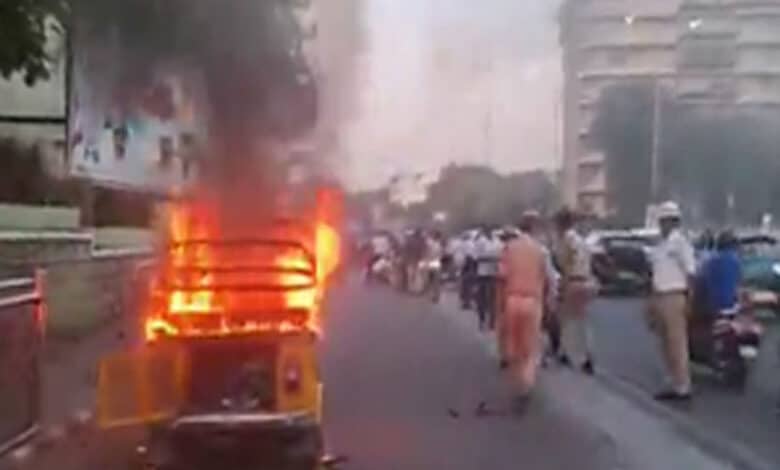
<box><xmin>474</xmin><ymin>227</ymin><xmax>502</xmax><ymax>330</ymax></box>
<box><xmin>648</xmin><ymin>201</ymin><xmax>696</xmax><ymax>401</ymax></box>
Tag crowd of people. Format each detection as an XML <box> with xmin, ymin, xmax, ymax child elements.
<box><xmin>361</xmin><ymin>200</ymin><xmax>752</xmax><ymax>413</ymax></box>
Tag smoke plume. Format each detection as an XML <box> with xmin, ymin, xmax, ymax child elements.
<box><xmin>73</xmin><ymin>0</ymin><xmax>318</xmax><ymax>194</ymax></box>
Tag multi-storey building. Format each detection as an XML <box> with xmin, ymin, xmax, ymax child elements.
<box><xmin>560</xmin><ymin>0</ymin><xmax>780</xmax><ymax>215</ymax></box>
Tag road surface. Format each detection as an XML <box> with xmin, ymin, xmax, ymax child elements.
<box><xmin>589</xmin><ymin>296</ymin><xmax>780</xmax><ymax>467</ymax></box>
<box><xmin>3</xmin><ymin>278</ymin><xmax>745</xmax><ymax>469</ymax></box>
<box><xmin>321</xmin><ymin>280</ymin><xmax>619</xmax><ymax>469</ymax></box>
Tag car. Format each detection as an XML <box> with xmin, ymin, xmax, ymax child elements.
<box><xmin>590</xmin><ymin>230</ymin><xmax>659</xmax><ymax>296</ymax></box>
<box><xmin>737</xmin><ymin>234</ymin><xmax>780</xmax><ymax>310</ymax></box>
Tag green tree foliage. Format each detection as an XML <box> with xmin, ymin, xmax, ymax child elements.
<box><xmin>348</xmin><ymin>166</ymin><xmax>558</xmax><ymax>232</ymax></box>
<box><xmin>0</xmin><ymin>0</ymin><xmax>68</xmax><ymax>85</ymax></box>
<box><xmin>592</xmin><ymin>82</ymin><xmax>780</xmax><ymax>226</ymax></box>
<box><xmin>591</xmin><ymin>82</ymin><xmax>677</xmax><ymax>225</ymax></box>
<box><xmin>416</xmin><ymin>165</ymin><xmax>558</xmax><ymax>230</ymax></box>
<box><xmin>1</xmin><ymin>0</ymin><xmax>314</xmax><ymax>137</ymax></box>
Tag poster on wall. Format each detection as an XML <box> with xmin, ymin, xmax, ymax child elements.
<box><xmin>68</xmin><ymin>31</ymin><xmax>207</xmax><ymax>195</ymax></box>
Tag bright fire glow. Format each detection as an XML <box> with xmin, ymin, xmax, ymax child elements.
<box><xmin>144</xmin><ymin>192</ymin><xmax>342</xmax><ymax>342</ymax></box>
<box><xmin>316</xmin><ymin>223</ymin><xmax>340</xmax><ymax>283</ymax></box>
<box><xmin>276</xmin><ymin>252</ymin><xmax>317</xmax><ymax>311</ymax></box>
<box><xmin>167</xmin><ymin>207</ymin><xmax>220</xmax><ymax>315</ymax></box>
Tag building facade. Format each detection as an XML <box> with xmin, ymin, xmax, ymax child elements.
<box><xmin>0</xmin><ymin>28</ymin><xmax>67</xmax><ymax>177</ymax></box>
<box><xmin>560</xmin><ymin>0</ymin><xmax>780</xmax><ymax>215</ymax></box>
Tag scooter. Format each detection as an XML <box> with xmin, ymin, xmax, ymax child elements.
<box><xmin>688</xmin><ymin>304</ymin><xmax>763</xmax><ymax>389</ymax></box>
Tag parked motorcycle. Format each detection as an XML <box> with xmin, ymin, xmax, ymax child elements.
<box><xmin>688</xmin><ymin>306</ymin><xmax>763</xmax><ymax>389</ymax></box>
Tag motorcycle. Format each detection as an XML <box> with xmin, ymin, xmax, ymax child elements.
<box><xmin>688</xmin><ymin>304</ymin><xmax>763</xmax><ymax>389</ymax></box>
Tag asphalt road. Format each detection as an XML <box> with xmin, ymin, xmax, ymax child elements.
<box><xmin>321</xmin><ymin>280</ymin><xmax>620</xmax><ymax>470</ymax></box>
<box><xmin>589</xmin><ymin>296</ymin><xmax>780</xmax><ymax>466</ymax></box>
<box><xmin>4</xmin><ymin>278</ymin><xmax>746</xmax><ymax>470</ymax></box>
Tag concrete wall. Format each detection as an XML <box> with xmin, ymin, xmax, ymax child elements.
<box><xmin>0</xmin><ymin>204</ymin><xmax>80</xmax><ymax>231</ymax></box>
<box><xmin>93</xmin><ymin>228</ymin><xmax>154</xmax><ymax>250</ymax></box>
<box><xmin>0</xmin><ymin>229</ymin><xmax>152</xmax><ymax>339</ymax></box>
<box><xmin>43</xmin><ymin>250</ymin><xmax>150</xmax><ymax>339</ymax></box>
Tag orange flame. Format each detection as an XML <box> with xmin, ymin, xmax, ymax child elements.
<box><xmin>144</xmin><ymin>190</ymin><xmax>343</xmax><ymax>342</ymax></box>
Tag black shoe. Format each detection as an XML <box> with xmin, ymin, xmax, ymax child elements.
<box><xmin>499</xmin><ymin>359</ymin><xmax>509</xmax><ymax>370</ymax></box>
<box><xmin>557</xmin><ymin>354</ymin><xmax>571</xmax><ymax>367</ymax></box>
<box><xmin>582</xmin><ymin>360</ymin><xmax>595</xmax><ymax>376</ymax></box>
<box><xmin>654</xmin><ymin>390</ymin><xmax>692</xmax><ymax>402</ymax></box>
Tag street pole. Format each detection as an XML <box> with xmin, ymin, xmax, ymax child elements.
<box><xmin>483</xmin><ymin>110</ymin><xmax>492</xmax><ymax>167</ymax></box>
<box><xmin>650</xmin><ymin>80</ymin><xmax>662</xmax><ymax>203</ymax></box>
<box><xmin>484</xmin><ymin>55</ymin><xmax>494</xmax><ymax>167</ymax></box>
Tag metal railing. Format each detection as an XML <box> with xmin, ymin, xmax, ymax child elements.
<box><xmin>0</xmin><ymin>270</ymin><xmax>45</xmax><ymax>456</ymax></box>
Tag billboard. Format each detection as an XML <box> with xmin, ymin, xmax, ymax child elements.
<box><xmin>68</xmin><ymin>34</ymin><xmax>207</xmax><ymax>195</ymax></box>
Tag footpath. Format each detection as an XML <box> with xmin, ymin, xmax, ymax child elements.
<box><xmin>1</xmin><ymin>317</ymin><xmax>133</xmax><ymax>470</ymax></box>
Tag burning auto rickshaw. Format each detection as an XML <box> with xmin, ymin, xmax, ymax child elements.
<box><xmin>96</xmin><ymin>196</ymin><xmax>341</xmax><ymax>470</ymax></box>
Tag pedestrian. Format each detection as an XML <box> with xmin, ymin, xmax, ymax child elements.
<box><xmin>474</xmin><ymin>226</ymin><xmax>502</xmax><ymax>330</ymax></box>
<box><xmin>499</xmin><ymin>211</ymin><xmax>556</xmax><ymax>411</ymax></box>
<box><xmin>539</xmin><ymin>219</ymin><xmax>562</xmax><ymax>362</ymax></box>
<box><xmin>456</xmin><ymin>233</ymin><xmax>476</xmax><ymax>309</ymax></box>
<box><xmin>554</xmin><ymin>208</ymin><xmax>597</xmax><ymax>374</ymax></box>
<box><xmin>401</xmin><ymin>228</ymin><xmax>427</xmax><ymax>293</ymax></box>
<box><xmin>647</xmin><ymin>201</ymin><xmax>696</xmax><ymax>401</ymax></box>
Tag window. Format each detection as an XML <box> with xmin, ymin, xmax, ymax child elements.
<box><xmin>678</xmin><ymin>38</ymin><xmax>736</xmax><ymax>69</ymax></box>
<box><xmin>159</xmin><ymin>136</ymin><xmax>174</xmax><ymax>170</ymax></box>
<box><xmin>606</xmin><ymin>49</ymin><xmax>628</xmax><ymax>67</ymax></box>
<box><xmin>113</xmin><ymin>125</ymin><xmax>128</xmax><ymax>160</ymax></box>
<box><xmin>178</xmin><ymin>133</ymin><xmax>198</xmax><ymax>178</ymax></box>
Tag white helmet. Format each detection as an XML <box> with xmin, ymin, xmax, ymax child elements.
<box><xmin>657</xmin><ymin>201</ymin><xmax>682</xmax><ymax>220</ymax></box>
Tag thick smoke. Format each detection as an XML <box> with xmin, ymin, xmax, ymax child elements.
<box><xmin>74</xmin><ymin>0</ymin><xmax>318</xmax><ymax>197</ymax></box>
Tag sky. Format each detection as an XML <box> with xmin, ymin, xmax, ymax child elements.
<box><xmin>343</xmin><ymin>0</ymin><xmax>563</xmax><ymax>190</ymax></box>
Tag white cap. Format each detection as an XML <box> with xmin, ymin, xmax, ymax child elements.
<box><xmin>657</xmin><ymin>201</ymin><xmax>682</xmax><ymax>220</ymax></box>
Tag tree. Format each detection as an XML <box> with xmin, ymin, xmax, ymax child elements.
<box><xmin>590</xmin><ymin>82</ymin><xmax>656</xmax><ymax>225</ymax></box>
<box><xmin>0</xmin><ymin>0</ymin><xmax>68</xmax><ymax>85</ymax></box>
<box><xmin>1</xmin><ymin>1</ymin><xmax>315</xmax><ymax>140</ymax></box>
<box><xmin>417</xmin><ymin>165</ymin><xmax>558</xmax><ymax>231</ymax></box>
<box><xmin>592</xmin><ymin>81</ymin><xmax>780</xmax><ymax>226</ymax></box>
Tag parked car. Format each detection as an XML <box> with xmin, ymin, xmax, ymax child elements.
<box><xmin>737</xmin><ymin>234</ymin><xmax>780</xmax><ymax>310</ymax></box>
<box><xmin>589</xmin><ymin>230</ymin><xmax>659</xmax><ymax>296</ymax></box>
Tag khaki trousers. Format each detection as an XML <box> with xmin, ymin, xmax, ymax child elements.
<box><xmin>647</xmin><ymin>292</ymin><xmax>691</xmax><ymax>393</ymax></box>
<box><xmin>560</xmin><ymin>280</ymin><xmax>595</xmax><ymax>364</ymax></box>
